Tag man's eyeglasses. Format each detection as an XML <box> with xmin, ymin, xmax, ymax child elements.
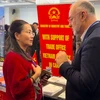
<box><xmin>68</xmin><ymin>12</ymin><xmax>81</xmax><ymax>23</ymax></box>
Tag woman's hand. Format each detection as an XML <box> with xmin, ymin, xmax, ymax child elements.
<box><xmin>31</xmin><ymin>64</ymin><xmax>41</xmax><ymax>80</ymax></box>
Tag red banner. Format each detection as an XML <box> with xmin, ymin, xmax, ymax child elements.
<box><xmin>37</xmin><ymin>4</ymin><xmax>73</xmax><ymax>76</ymax></box>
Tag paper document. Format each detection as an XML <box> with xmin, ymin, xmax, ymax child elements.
<box><xmin>43</xmin><ymin>84</ymin><xmax>63</xmax><ymax>96</ymax></box>
<box><xmin>48</xmin><ymin>76</ymin><xmax>67</xmax><ymax>85</ymax></box>
<box><xmin>48</xmin><ymin>76</ymin><xmax>60</xmax><ymax>83</ymax></box>
<box><xmin>55</xmin><ymin>77</ymin><xmax>67</xmax><ymax>85</ymax></box>
<box><xmin>58</xmin><ymin>91</ymin><xmax>66</xmax><ymax>99</ymax></box>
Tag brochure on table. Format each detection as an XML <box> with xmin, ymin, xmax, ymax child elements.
<box><xmin>48</xmin><ymin>76</ymin><xmax>67</xmax><ymax>85</ymax></box>
<box><xmin>43</xmin><ymin>83</ymin><xmax>63</xmax><ymax>96</ymax></box>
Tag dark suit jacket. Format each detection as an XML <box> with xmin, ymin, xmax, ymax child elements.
<box><xmin>60</xmin><ymin>21</ymin><xmax>100</xmax><ymax>100</ymax></box>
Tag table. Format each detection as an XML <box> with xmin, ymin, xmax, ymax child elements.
<box><xmin>42</xmin><ymin>76</ymin><xmax>66</xmax><ymax>100</ymax></box>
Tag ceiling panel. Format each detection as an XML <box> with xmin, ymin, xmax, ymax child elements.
<box><xmin>60</xmin><ymin>0</ymin><xmax>99</xmax><ymax>3</ymax></box>
<box><xmin>0</xmin><ymin>0</ymin><xmax>35</xmax><ymax>7</ymax></box>
<box><xmin>0</xmin><ymin>0</ymin><xmax>100</xmax><ymax>7</ymax></box>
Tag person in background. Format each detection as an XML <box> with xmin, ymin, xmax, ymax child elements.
<box><xmin>32</xmin><ymin>22</ymin><xmax>41</xmax><ymax>65</ymax></box>
<box><xmin>4</xmin><ymin>24</ymin><xmax>10</xmax><ymax>40</ymax></box>
<box><xmin>4</xmin><ymin>24</ymin><xmax>10</xmax><ymax>56</ymax></box>
<box><xmin>29</xmin><ymin>25</ymin><xmax>37</xmax><ymax>57</ymax></box>
<box><xmin>3</xmin><ymin>19</ymin><xmax>42</xmax><ymax>100</ymax></box>
<box><xmin>33</xmin><ymin>22</ymin><xmax>39</xmax><ymax>35</ymax></box>
<box><xmin>56</xmin><ymin>1</ymin><xmax>100</xmax><ymax>100</ymax></box>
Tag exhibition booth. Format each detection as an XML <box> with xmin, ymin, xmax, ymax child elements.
<box><xmin>0</xmin><ymin>0</ymin><xmax>100</xmax><ymax>100</ymax></box>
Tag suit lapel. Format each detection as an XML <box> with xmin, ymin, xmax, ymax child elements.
<box><xmin>83</xmin><ymin>21</ymin><xmax>100</xmax><ymax>41</ymax></box>
<box><xmin>76</xmin><ymin>21</ymin><xmax>100</xmax><ymax>54</ymax></box>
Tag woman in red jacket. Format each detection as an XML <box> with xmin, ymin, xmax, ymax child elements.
<box><xmin>3</xmin><ymin>19</ymin><xmax>42</xmax><ymax>100</ymax></box>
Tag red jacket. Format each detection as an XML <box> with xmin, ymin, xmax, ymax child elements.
<box><xmin>3</xmin><ymin>51</ymin><xmax>42</xmax><ymax>100</ymax></box>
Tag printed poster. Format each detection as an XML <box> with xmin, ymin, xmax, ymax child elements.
<box><xmin>37</xmin><ymin>4</ymin><xmax>73</xmax><ymax>76</ymax></box>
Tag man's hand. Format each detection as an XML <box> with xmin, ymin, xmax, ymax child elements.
<box><xmin>55</xmin><ymin>51</ymin><xmax>69</xmax><ymax>66</ymax></box>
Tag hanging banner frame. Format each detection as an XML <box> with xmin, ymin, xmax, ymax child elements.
<box><xmin>37</xmin><ymin>4</ymin><xmax>73</xmax><ymax>76</ymax></box>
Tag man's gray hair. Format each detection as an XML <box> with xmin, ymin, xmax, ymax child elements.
<box><xmin>77</xmin><ymin>1</ymin><xmax>95</xmax><ymax>15</ymax></box>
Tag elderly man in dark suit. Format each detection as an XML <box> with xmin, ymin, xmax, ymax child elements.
<box><xmin>56</xmin><ymin>0</ymin><xmax>100</xmax><ymax>100</ymax></box>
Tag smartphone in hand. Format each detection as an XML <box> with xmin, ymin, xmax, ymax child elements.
<box><xmin>40</xmin><ymin>70</ymin><xmax>52</xmax><ymax>79</ymax></box>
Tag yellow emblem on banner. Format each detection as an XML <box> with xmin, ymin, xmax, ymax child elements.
<box><xmin>48</xmin><ymin>7</ymin><xmax>60</xmax><ymax>22</ymax></box>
